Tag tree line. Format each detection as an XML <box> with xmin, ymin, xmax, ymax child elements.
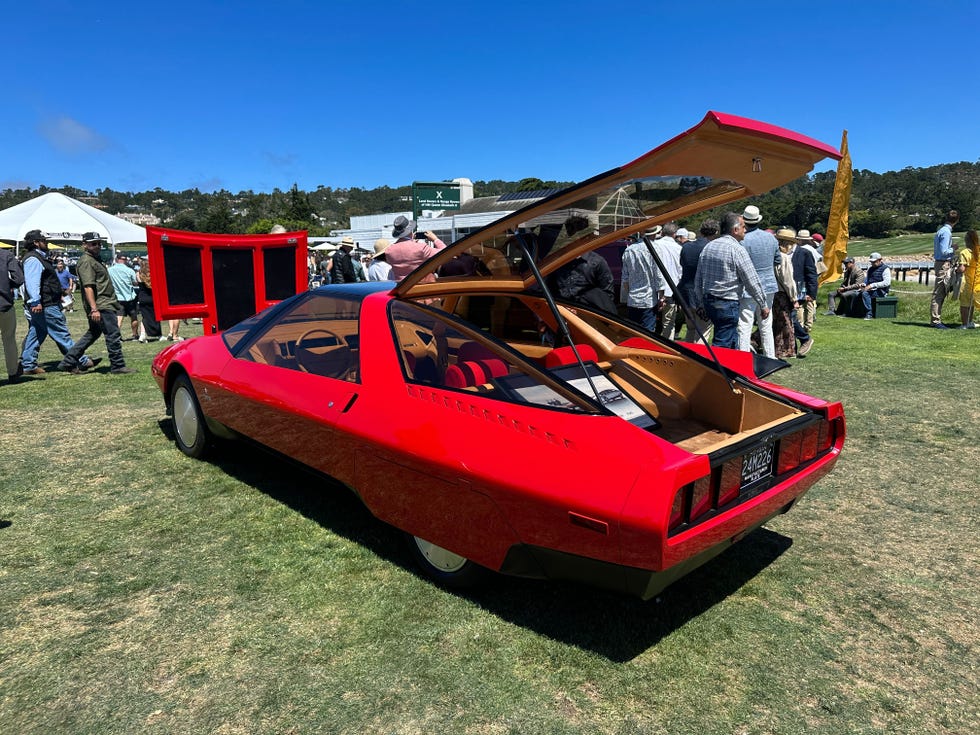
<box><xmin>2</xmin><ymin>163</ymin><xmax>976</xmax><ymax>239</ymax></box>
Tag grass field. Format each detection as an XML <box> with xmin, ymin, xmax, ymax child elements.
<box><xmin>1</xmin><ymin>286</ymin><xmax>977</xmax><ymax>735</ymax></box>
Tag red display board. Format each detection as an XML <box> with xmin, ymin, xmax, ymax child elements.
<box><xmin>146</xmin><ymin>226</ymin><xmax>308</xmax><ymax>335</ymax></box>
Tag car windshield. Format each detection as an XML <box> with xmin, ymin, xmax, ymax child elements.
<box><xmin>431</xmin><ymin>174</ymin><xmax>737</xmax><ymax>285</ymax></box>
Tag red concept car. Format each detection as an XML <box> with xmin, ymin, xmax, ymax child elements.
<box><xmin>152</xmin><ymin>112</ymin><xmax>845</xmax><ymax>599</ymax></box>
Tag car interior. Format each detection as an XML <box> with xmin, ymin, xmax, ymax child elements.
<box><xmin>395</xmin><ymin>295</ymin><xmax>807</xmax><ymax>454</ymax></box>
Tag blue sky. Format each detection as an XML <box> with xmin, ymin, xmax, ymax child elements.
<box><xmin>4</xmin><ymin>0</ymin><xmax>978</xmax><ymax>194</ymax></box>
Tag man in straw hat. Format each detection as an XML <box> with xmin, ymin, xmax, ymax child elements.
<box><xmin>367</xmin><ymin>239</ymin><xmax>392</xmax><ymax>281</ymax></box>
<box><xmin>737</xmin><ymin>205</ymin><xmax>779</xmax><ymax>358</ymax></box>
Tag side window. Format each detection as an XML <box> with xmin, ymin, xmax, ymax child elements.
<box><xmin>450</xmin><ymin>294</ymin><xmax>544</xmax><ymax>344</ymax></box>
<box><xmin>241</xmin><ymin>293</ymin><xmax>360</xmax><ymax>382</ymax></box>
<box><xmin>389</xmin><ymin>301</ymin><xmax>587</xmax><ymax>413</ymax></box>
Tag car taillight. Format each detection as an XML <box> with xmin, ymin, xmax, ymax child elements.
<box><xmin>778</xmin><ymin>432</ymin><xmax>803</xmax><ymax>474</ymax></box>
<box><xmin>717</xmin><ymin>456</ymin><xmax>742</xmax><ymax>507</ymax></box>
<box><xmin>817</xmin><ymin>419</ymin><xmax>834</xmax><ymax>452</ymax></box>
<box><xmin>800</xmin><ymin>424</ymin><xmax>819</xmax><ymax>462</ymax></box>
<box><xmin>690</xmin><ymin>476</ymin><xmax>713</xmax><ymax>520</ymax></box>
<box><xmin>668</xmin><ymin>489</ymin><xmax>687</xmax><ymax>531</ymax></box>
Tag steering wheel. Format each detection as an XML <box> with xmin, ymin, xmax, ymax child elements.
<box><xmin>294</xmin><ymin>327</ymin><xmax>352</xmax><ymax>377</ymax></box>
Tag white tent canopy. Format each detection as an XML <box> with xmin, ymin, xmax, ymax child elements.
<box><xmin>0</xmin><ymin>192</ymin><xmax>147</xmax><ymax>246</ymax></box>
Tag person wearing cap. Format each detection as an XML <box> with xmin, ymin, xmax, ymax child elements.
<box><xmin>0</xmin><ymin>244</ymin><xmax>25</xmax><ymax>382</ymax></box>
<box><xmin>385</xmin><ymin>215</ymin><xmax>446</xmax><ymax>283</ymax></box>
<box><xmin>811</xmin><ymin>232</ymin><xmax>825</xmax><ymax>256</ymax></box>
<box><xmin>331</xmin><ymin>237</ymin><xmax>359</xmax><ymax>284</ymax></box>
<box><xmin>367</xmin><ymin>239</ymin><xmax>393</xmax><ymax>281</ymax></box>
<box><xmin>772</xmin><ymin>228</ymin><xmax>813</xmax><ymax>358</ymax></box>
<box><xmin>621</xmin><ymin>226</ymin><xmax>667</xmax><ymax>332</ymax></box>
<box><xmin>736</xmin><ymin>205</ymin><xmax>779</xmax><ymax>358</ymax></box>
<box><xmin>57</xmin><ymin>233</ymin><xmax>135</xmax><ymax>374</ymax></box>
<box><xmin>824</xmin><ymin>257</ymin><xmax>865</xmax><ymax>316</ymax></box>
<box><xmin>790</xmin><ymin>230</ymin><xmax>820</xmax><ymax>333</ymax></box>
<box><xmin>694</xmin><ymin>212</ymin><xmax>770</xmax><ymax>350</ymax></box>
<box><xmin>931</xmin><ymin>210</ymin><xmax>959</xmax><ymax>328</ymax></box>
<box><xmin>859</xmin><ymin>252</ymin><xmax>892</xmax><ymax>320</ymax></box>
<box><xmin>19</xmin><ymin>230</ymin><xmax>99</xmax><ymax>375</ymax></box>
<box><xmin>675</xmin><ymin>228</ymin><xmax>692</xmax><ymax>244</ymax></box>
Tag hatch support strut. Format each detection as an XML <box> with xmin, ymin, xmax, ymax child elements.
<box><xmin>512</xmin><ymin>231</ymin><xmax>605</xmax><ymax>403</ymax></box>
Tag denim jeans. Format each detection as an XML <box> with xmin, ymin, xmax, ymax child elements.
<box><xmin>627</xmin><ymin>306</ymin><xmax>657</xmax><ymax>333</ymax></box>
<box><xmin>20</xmin><ymin>304</ymin><xmax>84</xmax><ymax>370</ymax></box>
<box><xmin>61</xmin><ymin>309</ymin><xmax>125</xmax><ymax>370</ymax></box>
<box><xmin>705</xmin><ymin>296</ymin><xmax>740</xmax><ymax>349</ymax></box>
<box><xmin>861</xmin><ymin>288</ymin><xmax>888</xmax><ymax>318</ymax></box>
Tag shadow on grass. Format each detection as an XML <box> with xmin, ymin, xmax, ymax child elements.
<box><xmin>159</xmin><ymin>420</ymin><xmax>793</xmax><ymax>662</ymax></box>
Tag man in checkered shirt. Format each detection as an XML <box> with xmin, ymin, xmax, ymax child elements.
<box><xmin>694</xmin><ymin>212</ymin><xmax>770</xmax><ymax>349</ymax></box>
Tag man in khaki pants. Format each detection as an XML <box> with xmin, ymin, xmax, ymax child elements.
<box><xmin>931</xmin><ymin>210</ymin><xmax>958</xmax><ymax>329</ymax></box>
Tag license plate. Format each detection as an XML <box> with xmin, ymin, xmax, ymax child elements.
<box><xmin>741</xmin><ymin>441</ymin><xmax>775</xmax><ymax>489</ymax></box>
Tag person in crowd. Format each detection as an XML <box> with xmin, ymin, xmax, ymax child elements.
<box><xmin>350</xmin><ymin>247</ymin><xmax>368</xmax><ymax>282</ymax></box>
<box><xmin>931</xmin><ymin>210</ymin><xmax>959</xmax><ymax>328</ymax></box>
<box><xmin>677</xmin><ymin>218</ymin><xmax>717</xmax><ymax>343</ymax></box>
<box><xmin>955</xmin><ymin>230</ymin><xmax>979</xmax><ymax>329</ymax></box>
<box><xmin>55</xmin><ymin>259</ymin><xmax>77</xmax><ymax>311</ymax></box>
<box><xmin>549</xmin><ymin>249</ymin><xmax>617</xmax><ymax>313</ymax></box>
<box><xmin>331</xmin><ymin>237</ymin><xmax>358</xmax><ymax>284</ymax></box>
<box><xmin>694</xmin><ymin>212</ymin><xmax>769</xmax><ymax>349</ymax></box>
<box><xmin>790</xmin><ymin>230</ymin><xmax>819</xmax><ymax>334</ymax></box>
<box><xmin>859</xmin><ymin>252</ymin><xmax>892</xmax><ymax>320</ymax></box>
<box><xmin>57</xmin><ymin>232</ymin><xmax>135</xmax><ymax>374</ymax></box>
<box><xmin>771</xmin><ymin>228</ymin><xmax>813</xmax><ymax>358</ymax></box>
<box><xmin>135</xmin><ymin>257</ymin><xmax>162</xmax><ymax>342</ymax></box>
<box><xmin>385</xmin><ymin>216</ymin><xmax>447</xmax><ymax>282</ymax></box>
<box><xmin>166</xmin><ymin>319</ymin><xmax>183</xmax><ymax>342</ymax></box>
<box><xmin>824</xmin><ymin>257</ymin><xmax>865</xmax><ymax>315</ymax></box>
<box><xmin>675</xmin><ymin>227</ymin><xmax>692</xmax><ymax>245</ymax></box>
<box><xmin>1</xmin><ymin>244</ymin><xmax>25</xmax><ymax>382</ymax></box>
<box><xmin>367</xmin><ymin>239</ymin><xmax>393</xmax><ymax>281</ymax></box>
<box><xmin>19</xmin><ymin>230</ymin><xmax>98</xmax><ymax>375</ymax></box>
<box><xmin>108</xmin><ymin>253</ymin><xmax>140</xmax><ymax>340</ymax></box>
<box><xmin>812</xmin><ymin>232</ymin><xmax>825</xmax><ymax>256</ymax></box>
<box><xmin>620</xmin><ymin>228</ymin><xmax>665</xmax><ymax>332</ymax></box>
<box><xmin>651</xmin><ymin>223</ymin><xmax>683</xmax><ymax>338</ymax></box>
<box><xmin>737</xmin><ymin>205</ymin><xmax>779</xmax><ymax>358</ymax></box>
<box><xmin>318</xmin><ymin>247</ymin><xmax>335</xmax><ymax>282</ymax></box>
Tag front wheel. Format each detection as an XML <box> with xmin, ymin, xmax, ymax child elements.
<box><xmin>170</xmin><ymin>374</ymin><xmax>210</xmax><ymax>458</ymax></box>
<box><xmin>406</xmin><ymin>534</ymin><xmax>485</xmax><ymax>589</ymax></box>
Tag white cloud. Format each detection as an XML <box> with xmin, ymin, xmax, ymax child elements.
<box><xmin>37</xmin><ymin>116</ymin><xmax>111</xmax><ymax>154</ymax></box>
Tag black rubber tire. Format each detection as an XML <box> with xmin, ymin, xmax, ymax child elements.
<box><xmin>170</xmin><ymin>373</ymin><xmax>211</xmax><ymax>459</ymax></box>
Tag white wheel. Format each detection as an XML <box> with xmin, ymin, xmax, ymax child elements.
<box><xmin>407</xmin><ymin>534</ymin><xmax>485</xmax><ymax>588</ymax></box>
<box><xmin>170</xmin><ymin>374</ymin><xmax>210</xmax><ymax>458</ymax></box>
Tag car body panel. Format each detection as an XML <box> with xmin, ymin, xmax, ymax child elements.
<box><xmin>153</xmin><ymin>113</ymin><xmax>845</xmax><ymax>599</ymax></box>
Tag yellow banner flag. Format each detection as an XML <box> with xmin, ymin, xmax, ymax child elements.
<box><xmin>820</xmin><ymin>130</ymin><xmax>851</xmax><ymax>286</ymax></box>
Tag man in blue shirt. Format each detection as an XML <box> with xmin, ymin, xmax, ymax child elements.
<box><xmin>19</xmin><ymin>230</ymin><xmax>98</xmax><ymax>375</ymax></box>
<box><xmin>737</xmin><ymin>205</ymin><xmax>780</xmax><ymax>358</ymax></box>
<box><xmin>55</xmin><ymin>259</ymin><xmax>77</xmax><ymax>311</ymax></box>
<box><xmin>108</xmin><ymin>253</ymin><xmax>140</xmax><ymax>340</ymax></box>
<box><xmin>694</xmin><ymin>213</ymin><xmax>770</xmax><ymax>349</ymax></box>
<box><xmin>930</xmin><ymin>210</ymin><xmax>958</xmax><ymax>328</ymax></box>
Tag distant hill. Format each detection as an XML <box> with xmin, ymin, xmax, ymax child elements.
<box><xmin>1</xmin><ymin>163</ymin><xmax>976</xmax><ymax>238</ymax></box>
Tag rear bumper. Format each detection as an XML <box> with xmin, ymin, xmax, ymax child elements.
<box><xmin>500</xmin><ymin>496</ymin><xmax>799</xmax><ymax>600</ymax></box>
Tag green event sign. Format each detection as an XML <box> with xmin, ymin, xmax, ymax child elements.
<box><xmin>412</xmin><ymin>181</ymin><xmax>460</xmax><ymax>218</ymax></box>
